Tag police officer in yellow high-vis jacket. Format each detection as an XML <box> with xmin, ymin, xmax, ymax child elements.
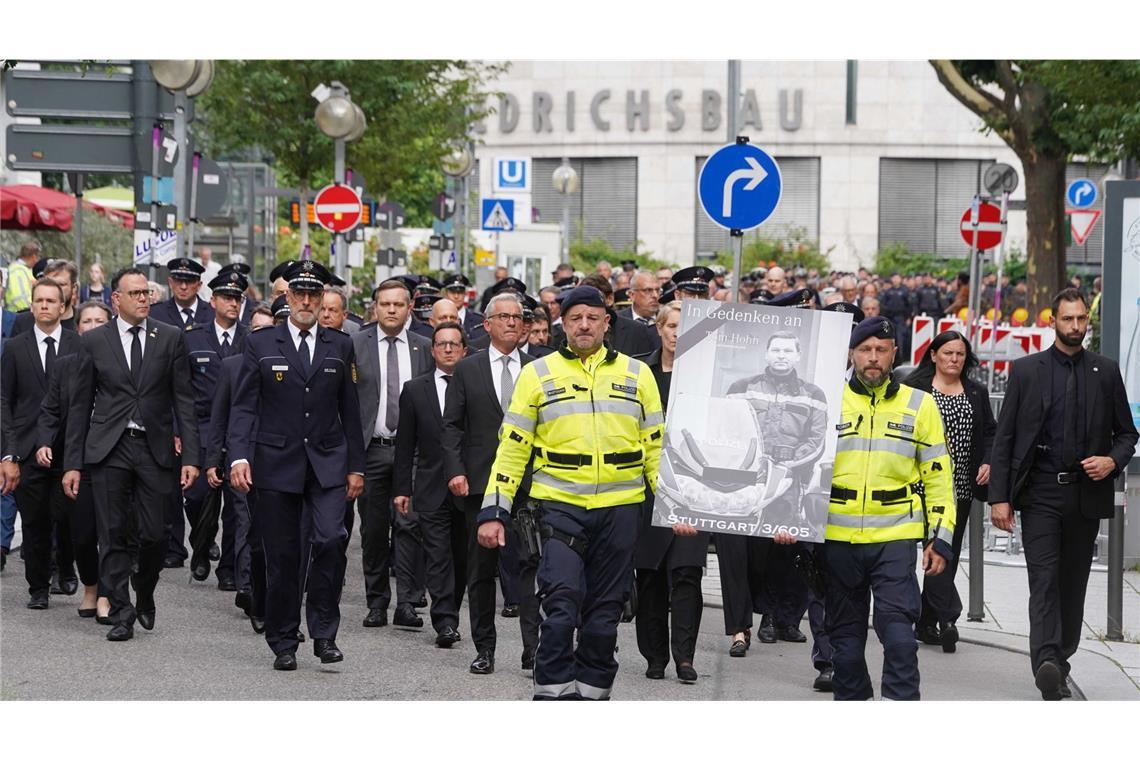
<box><xmin>825</xmin><ymin>316</ymin><xmax>955</xmax><ymax>700</ymax></box>
<box><xmin>477</xmin><ymin>285</ymin><xmax>665</xmax><ymax>700</ymax></box>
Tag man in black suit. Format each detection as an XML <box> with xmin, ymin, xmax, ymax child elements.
<box><xmin>229</xmin><ymin>260</ymin><xmax>366</xmax><ymax>671</ymax></box>
<box><xmin>617</xmin><ymin>270</ymin><xmax>662</xmax><ymax>351</ymax></box>
<box><xmin>182</xmin><ymin>271</ymin><xmax>250</xmax><ymax>587</ymax></box>
<box><xmin>989</xmin><ymin>288</ymin><xmax>1137</xmax><ymax>699</ymax></box>
<box><xmin>393</xmin><ymin>321</ymin><xmax>469</xmax><ymax>648</ymax></box>
<box><xmin>1</xmin><ymin>278</ymin><xmax>82</xmax><ymax>609</ymax></box>
<box><xmin>352</xmin><ymin>279</ymin><xmax>433</xmax><ymax>629</ymax></box>
<box><xmin>64</xmin><ymin>267</ymin><xmax>200</xmax><ymax>642</ymax></box>
<box><xmin>442</xmin><ymin>292</ymin><xmax>539</xmax><ymax>675</ymax></box>
<box><xmin>579</xmin><ymin>274</ymin><xmax>656</xmax><ymax>357</ymax></box>
<box><xmin>9</xmin><ymin>258</ymin><xmax>80</xmax><ymax>336</ymax></box>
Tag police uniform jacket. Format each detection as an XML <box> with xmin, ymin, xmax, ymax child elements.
<box><xmin>633</xmin><ymin>349</ymin><xmax>709</xmax><ymax>571</ymax></box>
<box><xmin>725</xmin><ymin>368</ymin><xmax>829</xmax><ymax>479</ymax></box>
<box><xmin>183</xmin><ymin>322</ymin><xmax>248</xmax><ymax>452</ymax></box>
<box><xmin>151</xmin><ymin>296</ymin><xmax>215</xmax><ymax>328</ymax></box>
<box><xmin>228</xmin><ymin>322</ymin><xmax>366</xmax><ymax>493</ymax></box>
<box><xmin>205</xmin><ymin>354</ymin><xmax>244</xmax><ymax>475</ymax></box>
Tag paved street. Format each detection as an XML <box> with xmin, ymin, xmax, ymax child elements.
<box><xmin>6</xmin><ymin>531</ymin><xmax>1128</xmax><ymax>701</ymax></box>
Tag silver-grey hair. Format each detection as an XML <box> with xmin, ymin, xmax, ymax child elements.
<box><xmin>486</xmin><ymin>292</ymin><xmax>524</xmax><ymax>316</ymax></box>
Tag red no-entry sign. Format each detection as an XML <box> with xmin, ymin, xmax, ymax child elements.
<box><xmin>959</xmin><ymin>201</ymin><xmax>1003</xmax><ymax>250</ymax></box>
<box><xmin>313</xmin><ymin>183</ymin><xmax>362</xmax><ymax>233</ymax></box>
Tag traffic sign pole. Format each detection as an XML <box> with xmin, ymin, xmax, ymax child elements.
<box><xmin>72</xmin><ymin>172</ymin><xmax>84</xmax><ymax>277</ymax></box>
<box><xmin>187</xmin><ymin>152</ymin><xmax>200</xmax><ymax>259</ymax></box>
<box><xmin>966</xmin><ymin>195</ymin><xmax>982</xmax><ymax>346</ymax></box>
<box><xmin>986</xmin><ymin>189</ymin><xmax>1011</xmax><ymax>392</ymax></box>
<box><xmin>173</xmin><ymin>92</ymin><xmax>189</xmax><ymax>260</ymax></box>
<box><xmin>334</xmin><ymin>138</ymin><xmax>347</xmax><ymax>284</ymax></box>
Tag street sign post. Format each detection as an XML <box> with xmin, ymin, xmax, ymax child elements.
<box><xmin>1067</xmin><ymin>209</ymin><xmax>1102</xmax><ymax>245</ymax></box>
<box><xmin>481</xmin><ymin>199</ymin><xmax>515</xmax><ymax>231</ymax></box>
<box><xmin>1066</xmin><ymin>178</ymin><xmax>1098</xmax><ymax>209</ymax></box>
<box><xmin>433</xmin><ymin>192</ymin><xmax>456</xmax><ymax>221</ymax></box>
<box><xmin>4</xmin><ymin>66</ymin><xmax>182</xmax><ymax>121</ymax></box>
<box><xmin>983</xmin><ymin>163</ymin><xmax>1019</xmax><ymax>195</ymax></box>
<box><xmin>376</xmin><ymin>201</ymin><xmax>406</xmax><ymax>231</ymax></box>
<box><xmin>959</xmin><ymin>201</ymin><xmax>1003</xmax><ymax>250</ymax></box>
<box><xmin>312</xmin><ymin>184</ymin><xmax>362</xmax><ymax>233</ymax></box>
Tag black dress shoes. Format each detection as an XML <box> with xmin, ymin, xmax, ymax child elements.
<box><xmin>26</xmin><ymin>591</ymin><xmax>49</xmax><ymax>610</ymax></box>
<box><xmin>521</xmin><ymin>651</ymin><xmax>535</xmax><ymax>671</ymax></box>
<box><xmin>162</xmin><ymin>556</ymin><xmax>185</xmax><ymax>569</ymax></box>
<box><xmin>96</xmin><ymin>613</ymin><xmax>112</xmax><ymax>625</ymax></box>
<box><xmin>0</xmin><ymin>546</ymin><xmax>7</xmax><ymax>570</ymax></box>
<box><xmin>676</xmin><ymin>663</ymin><xmax>698</xmax><ymax>683</ymax></box>
<box><xmin>297</xmin><ymin>630</ymin><xmax>306</xmax><ymax>643</ymax></box>
<box><xmin>501</xmin><ymin>604</ymin><xmax>520</xmax><ymax>618</ymax></box>
<box><xmin>1035</xmin><ymin>660</ymin><xmax>1063</xmax><ymax>700</ymax></box>
<box><xmin>273</xmin><ymin>652</ymin><xmax>297</xmax><ymax>671</ymax></box>
<box><xmin>78</xmin><ymin>607</ymin><xmax>97</xmax><ymax>618</ymax></box>
<box><xmin>190</xmin><ymin>557</ymin><xmax>210</xmax><ymax>582</ymax></box>
<box><xmin>137</xmin><ymin>608</ymin><xmax>155</xmax><ymax>631</ymax></box>
<box><xmin>234</xmin><ymin>591</ymin><xmax>252</xmax><ymax>615</ymax></box>
<box><xmin>107</xmin><ymin>623</ymin><xmax>133</xmax><ymax>641</ymax></box>
<box><xmin>469</xmin><ymin>650</ymin><xmax>495</xmax><ymax>675</ymax></box>
<box><xmin>757</xmin><ymin>616</ymin><xmax>777</xmax><ymax>644</ymax></box>
<box><xmin>729</xmin><ymin>639</ymin><xmax>748</xmax><ymax>657</ymax></box>
<box><xmin>50</xmin><ymin>574</ymin><xmax>65</xmax><ymax>595</ymax></box>
<box><xmin>208</xmin><ymin>542</ymin><xmax>221</xmax><ymax>561</ymax></box>
<box><xmin>61</xmin><ymin>576</ymin><xmax>79</xmax><ymax>595</ymax></box>
<box><xmin>813</xmin><ymin>666</ymin><xmax>835</xmax><ymax>692</ymax></box>
<box><xmin>940</xmin><ymin>623</ymin><xmax>959</xmax><ymax>653</ymax></box>
<box><xmin>217</xmin><ymin>576</ymin><xmax>237</xmax><ymax>592</ymax></box>
<box><xmin>393</xmin><ymin>605</ymin><xmax>424</xmax><ymax>628</ymax></box>
<box><xmin>362</xmin><ymin>609</ymin><xmax>388</xmax><ymax>628</ymax></box>
<box><xmin>1060</xmin><ymin>680</ymin><xmax>1073</xmax><ymax>699</ymax></box>
<box><xmin>435</xmin><ymin>626</ymin><xmax>462</xmax><ymax>648</ymax></box>
<box><xmin>777</xmin><ymin>625</ymin><xmax>807</xmax><ymax>643</ymax></box>
<box><xmin>412</xmin><ymin>596</ymin><xmax>428</xmax><ymax>609</ymax></box>
<box><xmin>645</xmin><ymin>662</ymin><xmax>666</xmax><ymax>679</ymax></box>
<box><xmin>250</xmin><ymin>616</ymin><xmax>266</xmax><ymax>634</ymax></box>
<box><xmin>915</xmin><ymin>623</ymin><xmax>942</xmax><ymax>645</ymax></box>
<box><xmin>313</xmin><ymin>639</ymin><xmax>344</xmax><ymax>664</ymax></box>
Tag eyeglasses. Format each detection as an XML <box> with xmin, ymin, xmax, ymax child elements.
<box><xmin>631</xmin><ymin>287</ymin><xmax>662</xmax><ymax>295</ymax></box>
<box><xmin>487</xmin><ymin>313</ymin><xmax>523</xmax><ymax>323</ymax></box>
<box><xmin>433</xmin><ymin>341</ymin><xmax>464</xmax><ymax>350</ymax></box>
<box><xmin>121</xmin><ymin>289</ymin><xmax>150</xmax><ymax>300</ymax></box>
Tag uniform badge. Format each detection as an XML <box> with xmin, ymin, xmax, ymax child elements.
<box><xmin>275</xmin><ymin>371</ymin><xmax>283</xmax><ymax>382</ymax></box>
<box><xmin>352</xmin><ymin>362</ymin><xmax>358</xmax><ymax>383</ymax></box>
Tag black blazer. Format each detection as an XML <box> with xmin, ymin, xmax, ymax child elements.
<box><xmin>633</xmin><ymin>350</ymin><xmax>709</xmax><ymax>571</ymax></box>
<box><xmin>393</xmin><ymin>371</ymin><xmax>450</xmax><ymax>511</ymax></box>
<box><xmin>350</xmin><ymin>325</ymin><xmax>434</xmax><ymax>449</ymax></box>
<box><xmin>67</xmin><ymin>318</ymin><xmax>199</xmax><ymax>471</ymax></box>
<box><xmin>617</xmin><ymin>307</ymin><xmax>662</xmax><ymax>351</ymax></box>
<box><xmin>903</xmin><ymin>373</ymin><xmax>997</xmax><ymax>502</ymax></box>
<box><xmin>989</xmin><ymin>350</ymin><xmax>1138</xmax><ymax>519</ymax></box>
<box><xmin>1</xmin><ymin>327</ymin><xmax>82</xmax><ymax>462</ymax></box>
<box><xmin>441</xmin><ymin>349</ymin><xmax>535</xmax><ymax>496</ymax></box>
<box><xmin>205</xmin><ymin>354</ymin><xmax>244</xmax><ymax>474</ymax></box>
<box><xmin>183</xmin><ymin>321</ymin><xmax>249</xmax><ymax>447</ymax></box>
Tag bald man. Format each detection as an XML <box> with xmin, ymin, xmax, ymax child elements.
<box><xmin>430</xmin><ymin>298</ymin><xmax>460</xmax><ymax>328</ymax></box>
<box><xmin>764</xmin><ymin>267</ymin><xmax>788</xmax><ymax>296</ymax></box>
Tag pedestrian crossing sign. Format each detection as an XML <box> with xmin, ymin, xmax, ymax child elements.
<box><xmin>481</xmin><ymin>198</ymin><xmax>515</xmax><ymax>231</ymax></box>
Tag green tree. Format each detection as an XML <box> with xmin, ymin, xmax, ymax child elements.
<box><xmin>197</xmin><ymin>60</ymin><xmax>505</xmax><ymax>231</ymax></box>
<box><xmin>930</xmin><ymin>60</ymin><xmax>1140</xmax><ymax>313</ymax></box>
<box><xmin>711</xmin><ymin>227</ymin><xmax>831</xmax><ymax>273</ymax></box>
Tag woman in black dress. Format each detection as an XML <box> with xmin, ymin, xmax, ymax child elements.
<box><xmin>903</xmin><ymin>330</ymin><xmax>996</xmax><ymax>652</ymax></box>
<box><xmin>633</xmin><ymin>302</ymin><xmax>710</xmax><ymax>683</ymax></box>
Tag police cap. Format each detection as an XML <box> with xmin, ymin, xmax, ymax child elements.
<box><xmin>849</xmin><ymin>315</ymin><xmax>895</xmax><ymax>349</ymax></box>
<box><xmin>414</xmin><ymin>275</ymin><xmax>443</xmax><ymax>295</ymax></box>
<box><xmin>442</xmin><ymin>273</ymin><xmax>470</xmax><ymax>290</ymax></box>
<box><xmin>749</xmin><ymin>288</ymin><xmax>775</xmax><ymax>305</ymax></box>
<box><xmin>218</xmin><ymin>262</ymin><xmax>252</xmax><ymax>277</ymax></box>
<box><xmin>208</xmin><ymin>270</ymin><xmax>248</xmax><ymax>298</ymax></box>
<box><xmin>270</xmin><ymin>294</ymin><xmax>291</xmax><ymax>319</ymax></box>
<box><xmin>822</xmin><ymin>301</ymin><xmax>865</xmax><ymax>324</ymax></box>
<box><xmin>490</xmin><ymin>277</ymin><xmax>527</xmax><ymax>296</ymax></box>
<box><xmin>658</xmin><ymin>281</ymin><xmax>678</xmax><ymax>304</ymax></box>
<box><xmin>671</xmin><ymin>265</ymin><xmax>714</xmax><ymax>294</ymax></box>
<box><xmin>165</xmin><ymin>257</ymin><xmax>205</xmax><ymax>282</ymax></box>
<box><xmin>553</xmin><ymin>276</ymin><xmax>579</xmax><ymax>291</ymax></box>
<box><xmin>284</xmin><ymin>260</ymin><xmax>331</xmax><ymax>292</ymax></box>
<box><xmin>269</xmin><ymin>260</ymin><xmax>297</xmax><ymax>283</ymax></box>
<box><xmin>768</xmin><ymin>288</ymin><xmax>816</xmax><ymax>309</ymax></box>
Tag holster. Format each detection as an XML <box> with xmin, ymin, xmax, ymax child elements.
<box><xmin>515</xmin><ymin>501</ymin><xmax>544</xmax><ymax>562</ymax></box>
<box><xmin>793</xmin><ymin>546</ymin><xmax>827</xmax><ymax>599</ymax></box>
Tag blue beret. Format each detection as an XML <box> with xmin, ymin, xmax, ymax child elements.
<box><xmin>849</xmin><ymin>316</ymin><xmax>895</xmax><ymax>349</ymax></box>
<box><xmin>556</xmin><ymin>285</ymin><xmax>606</xmax><ymax>315</ymax></box>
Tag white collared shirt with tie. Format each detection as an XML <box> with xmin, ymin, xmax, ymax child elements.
<box><xmin>487</xmin><ymin>343</ymin><xmax>522</xmax><ymax>409</ymax></box>
<box><xmin>375</xmin><ymin>326</ymin><xmax>412</xmax><ymax>438</ymax></box>
<box><xmin>214</xmin><ymin>319</ymin><xmax>235</xmax><ymax>351</ymax></box>
<box><xmin>32</xmin><ymin>323</ymin><xmax>63</xmax><ymax>371</ymax></box>
<box><xmin>434</xmin><ymin>368</ymin><xmax>452</xmax><ymax>416</ymax></box>
<box><xmin>116</xmin><ymin>317</ymin><xmax>147</xmax><ymax>431</ymax></box>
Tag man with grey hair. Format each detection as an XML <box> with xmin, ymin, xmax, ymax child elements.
<box><xmin>860</xmin><ymin>296</ymin><xmax>881</xmax><ymax>319</ymax></box>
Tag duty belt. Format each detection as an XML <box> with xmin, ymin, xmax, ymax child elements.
<box><xmin>535</xmin><ymin>448</ymin><xmax>642</xmax><ymax>467</ymax></box>
<box><xmin>830</xmin><ymin>484</ymin><xmax>917</xmax><ymax>502</ymax></box>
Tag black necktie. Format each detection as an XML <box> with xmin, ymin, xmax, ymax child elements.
<box><xmin>1062</xmin><ymin>359</ymin><xmax>1078</xmax><ymax>468</ymax></box>
<box><xmin>220</xmin><ymin>331</ymin><xmax>231</xmax><ymax>358</ymax></box>
<box><xmin>43</xmin><ymin>335</ymin><xmax>56</xmax><ymax>380</ymax></box>
<box><xmin>299</xmin><ymin>330</ymin><xmax>311</xmax><ymax>375</ymax></box>
<box><xmin>442</xmin><ymin>375</ymin><xmax>451</xmax><ymax>385</ymax></box>
<box><xmin>128</xmin><ymin>326</ymin><xmax>143</xmax><ymax>386</ymax></box>
<box><xmin>182</xmin><ymin>307</ymin><xmax>194</xmax><ymax>327</ymax></box>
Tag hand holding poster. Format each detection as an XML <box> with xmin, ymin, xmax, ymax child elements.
<box><xmin>652</xmin><ymin>299</ymin><xmax>852</xmax><ymax>542</ymax></box>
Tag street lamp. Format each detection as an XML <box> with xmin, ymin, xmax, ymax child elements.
<box><xmin>552</xmin><ymin>158</ymin><xmax>579</xmax><ymax>265</ymax></box>
<box><xmin>312</xmin><ymin>81</ymin><xmax>367</xmax><ymax>281</ymax></box>
<box><xmin>441</xmin><ymin>144</ymin><xmax>474</xmax><ymax>274</ymax></box>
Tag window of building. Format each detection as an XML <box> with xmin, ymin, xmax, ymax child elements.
<box><xmin>694</xmin><ymin>156</ymin><xmax>821</xmax><ymax>258</ymax></box>
<box><xmin>532</xmin><ymin>157</ymin><xmax>638</xmax><ymax>252</ymax></box>
<box><xmin>878</xmin><ymin>158</ymin><xmax>996</xmax><ymax>258</ymax></box>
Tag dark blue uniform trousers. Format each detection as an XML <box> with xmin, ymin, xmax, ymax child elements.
<box><xmin>253</xmin><ymin>465</ymin><xmax>348</xmax><ymax>656</ymax></box>
<box><xmin>823</xmin><ymin>539</ymin><xmax>921</xmax><ymax>700</ymax></box>
<box><xmin>533</xmin><ymin>501</ymin><xmax>638</xmax><ymax>701</ymax></box>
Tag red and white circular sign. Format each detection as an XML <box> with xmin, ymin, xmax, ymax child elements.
<box><xmin>313</xmin><ymin>183</ymin><xmax>362</xmax><ymax>233</ymax></box>
<box><xmin>959</xmin><ymin>201</ymin><xmax>1003</xmax><ymax>250</ymax></box>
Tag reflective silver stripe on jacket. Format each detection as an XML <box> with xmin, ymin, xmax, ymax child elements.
<box><xmin>537</xmin><ymin>398</ymin><xmax>641</xmax><ymax>424</ymax></box>
<box><xmin>933</xmin><ymin>523</ymin><xmax>955</xmax><ymax>545</ymax></box>
<box><xmin>918</xmin><ymin>442</ymin><xmax>948</xmax><ymax>463</ymax></box>
<box><xmin>502</xmin><ymin>411</ymin><xmax>536</xmax><ymax>434</ymax></box>
<box><xmin>641</xmin><ymin>410</ymin><xmax>664</xmax><ymax>428</ymax></box>
<box><xmin>835</xmin><ymin>436</ymin><xmax>916</xmax><ymax>457</ymax></box>
<box><xmin>532</xmin><ymin>470</ymin><xmax>644</xmax><ymax>495</ymax></box>
<box><xmin>906</xmin><ymin>389</ymin><xmax>924</xmax><ymax>413</ymax></box>
<box><xmin>827</xmin><ymin>511</ymin><xmax>920</xmax><ymax>530</ymax></box>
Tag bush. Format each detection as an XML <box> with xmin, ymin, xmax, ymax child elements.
<box><xmin>711</xmin><ymin>226</ymin><xmax>831</xmax><ymax>273</ymax></box>
<box><xmin>569</xmin><ymin>236</ymin><xmax>674</xmax><ymax>273</ymax></box>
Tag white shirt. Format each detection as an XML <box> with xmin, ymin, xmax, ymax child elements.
<box><xmin>286</xmin><ymin>319</ymin><xmax>316</xmax><ymax>353</ymax></box>
<box><xmin>434</xmin><ymin>368</ymin><xmax>452</xmax><ymax>416</ymax></box>
<box><xmin>214</xmin><ymin>319</ymin><xmax>235</xmax><ymax>349</ymax></box>
<box><xmin>33</xmin><ymin>323</ymin><xmax>63</xmax><ymax>372</ymax></box>
<box><xmin>117</xmin><ymin>317</ymin><xmax>148</xmax><ymax>430</ymax></box>
<box><xmin>487</xmin><ymin>343</ymin><xmax>521</xmax><ymax>407</ymax></box>
<box><xmin>374</xmin><ymin>326</ymin><xmax>413</xmax><ymax>438</ymax></box>
<box><xmin>176</xmin><ymin>299</ymin><xmax>198</xmax><ymax>323</ymax></box>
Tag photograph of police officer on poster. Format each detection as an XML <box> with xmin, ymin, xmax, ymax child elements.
<box><xmin>652</xmin><ymin>299</ymin><xmax>851</xmax><ymax>541</ymax></box>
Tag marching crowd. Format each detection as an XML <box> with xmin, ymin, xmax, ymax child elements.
<box><xmin>1</xmin><ymin>238</ymin><xmax>1134</xmax><ymax>701</ymax></box>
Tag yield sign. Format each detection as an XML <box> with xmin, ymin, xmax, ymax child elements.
<box><xmin>960</xmin><ymin>201</ymin><xmax>1003</xmax><ymax>250</ymax></box>
<box><xmin>313</xmin><ymin>183</ymin><xmax>362</xmax><ymax>233</ymax></box>
<box><xmin>1067</xmin><ymin>209</ymin><xmax>1101</xmax><ymax>245</ymax></box>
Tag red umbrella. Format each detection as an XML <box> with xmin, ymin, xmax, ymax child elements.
<box><xmin>0</xmin><ymin>184</ymin><xmax>134</xmax><ymax>231</ymax></box>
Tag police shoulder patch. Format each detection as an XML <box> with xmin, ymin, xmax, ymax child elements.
<box><xmin>351</xmin><ymin>363</ymin><xmax>358</xmax><ymax>384</ymax></box>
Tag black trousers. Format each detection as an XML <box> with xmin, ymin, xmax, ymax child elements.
<box><xmin>164</xmin><ymin>449</ymin><xmax>187</xmax><ymax>561</ymax></box>
<box><xmin>359</xmin><ymin>440</ymin><xmax>425</xmax><ymax>611</ymax></box>
<box><xmin>90</xmin><ymin>431</ymin><xmax>171</xmax><ymax>626</ymax></box>
<box><xmin>759</xmin><ymin>541</ymin><xmax>810</xmax><ymax>628</ymax></box>
<box><xmin>184</xmin><ymin>457</ymin><xmax>239</xmax><ymax>581</ymax></box>
<box><xmin>14</xmin><ymin>461</ymin><xmax>72</xmax><ymax>595</ymax></box>
<box><xmin>919</xmin><ymin>497</ymin><xmax>972</xmax><ymax>627</ymax></box>
<box><xmin>635</xmin><ymin>565</ymin><xmax>703</xmax><ymax>668</ymax></box>
<box><xmin>715</xmin><ymin>533</ymin><xmax>768</xmax><ymax>635</ymax></box>
<box><xmin>416</xmin><ymin>495</ymin><xmax>467</xmax><ymax>632</ymax></box>
<box><xmin>1020</xmin><ymin>475</ymin><xmax>1100</xmax><ymax>678</ymax></box>
<box><xmin>254</xmin><ymin>466</ymin><xmax>349</xmax><ymax>656</ymax></box>
<box><xmin>233</xmin><ymin>486</ymin><xmax>265</xmax><ymax>618</ymax></box>
<box><xmin>68</xmin><ymin>471</ymin><xmax>102</xmax><ymax>590</ymax></box>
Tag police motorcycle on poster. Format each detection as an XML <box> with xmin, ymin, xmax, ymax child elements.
<box><xmin>651</xmin><ymin>300</ymin><xmax>851</xmax><ymax>541</ymax></box>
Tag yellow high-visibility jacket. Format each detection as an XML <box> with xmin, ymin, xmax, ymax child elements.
<box><xmin>480</xmin><ymin>344</ymin><xmax>664</xmax><ymax>519</ymax></box>
<box><xmin>5</xmin><ymin>260</ymin><xmax>34</xmax><ymax>312</ymax></box>
<box><xmin>828</xmin><ymin>374</ymin><xmax>956</xmax><ymax>552</ymax></box>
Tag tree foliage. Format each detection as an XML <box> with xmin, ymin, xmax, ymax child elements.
<box><xmin>711</xmin><ymin>227</ymin><xmax>831</xmax><ymax>273</ymax></box>
<box><xmin>197</xmin><ymin>60</ymin><xmax>505</xmax><ymax>228</ymax></box>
